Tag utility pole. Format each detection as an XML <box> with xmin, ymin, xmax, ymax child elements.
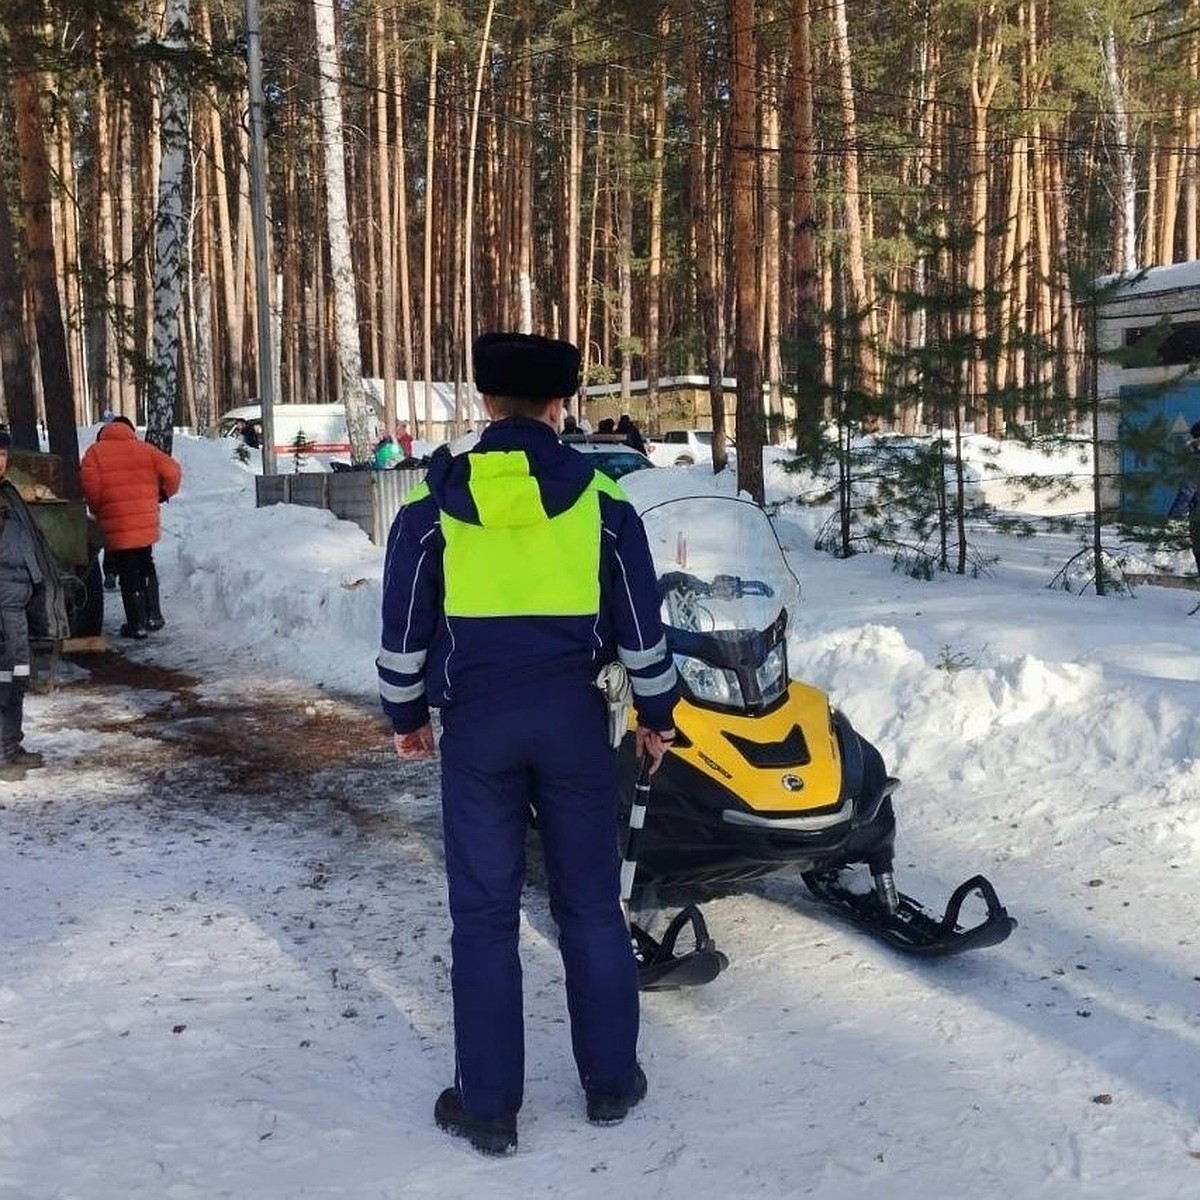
<box><xmin>245</xmin><ymin>0</ymin><xmax>276</xmax><ymax>474</ymax></box>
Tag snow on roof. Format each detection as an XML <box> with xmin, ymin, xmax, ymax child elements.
<box><xmin>1096</xmin><ymin>259</ymin><xmax>1200</xmax><ymax>303</ymax></box>
<box><xmin>362</xmin><ymin>379</ymin><xmax>485</xmax><ymax>424</ymax></box>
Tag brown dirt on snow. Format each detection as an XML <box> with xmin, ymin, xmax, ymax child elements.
<box><xmin>46</xmin><ymin>648</ymin><xmax>395</xmax><ymax>799</ymax></box>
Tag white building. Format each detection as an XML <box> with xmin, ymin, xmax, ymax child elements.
<box><xmin>1095</xmin><ymin>260</ymin><xmax>1200</xmax><ymax>518</ymax></box>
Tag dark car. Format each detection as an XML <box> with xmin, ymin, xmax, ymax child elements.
<box><xmin>563</xmin><ymin>434</ymin><xmax>655</xmax><ymax>481</ymax></box>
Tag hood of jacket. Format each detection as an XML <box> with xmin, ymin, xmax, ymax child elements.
<box><xmin>98</xmin><ymin>421</ymin><xmax>138</xmax><ymax>445</ymax></box>
<box><xmin>425</xmin><ymin>417</ymin><xmax>595</xmax><ymax>528</ymax></box>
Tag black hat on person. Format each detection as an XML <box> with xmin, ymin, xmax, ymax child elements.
<box><xmin>473</xmin><ymin>332</ymin><xmax>581</xmax><ymax>400</ymax></box>
<box><xmin>0</xmin><ymin>427</ymin><xmax>11</xmax><ymax>450</ymax></box>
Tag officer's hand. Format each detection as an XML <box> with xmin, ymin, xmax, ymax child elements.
<box><xmin>635</xmin><ymin>726</ymin><xmax>675</xmax><ymax>774</ymax></box>
<box><xmin>394</xmin><ymin>725</ymin><xmax>436</xmax><ymax>759</ymax></box>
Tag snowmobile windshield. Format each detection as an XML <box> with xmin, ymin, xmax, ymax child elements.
<box><xmin>637</xmin><ymin>496</ymin><xmax>802</xmax><ymax>713</ymax></box>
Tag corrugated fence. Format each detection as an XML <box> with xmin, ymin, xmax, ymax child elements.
<box><xmin>255</xmin><ymin>468</ymin><xmax>426</xmax><ymax>545</ymax></box>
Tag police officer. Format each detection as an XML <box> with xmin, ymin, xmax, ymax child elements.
<box><xmin>378</xmin><ymin>332</ymin><xmax>678</xmax><ymax>1156</ymax></box>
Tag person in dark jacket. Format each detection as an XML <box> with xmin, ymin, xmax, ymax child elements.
<box><xmin>378</xmin><ymin>332</ymin><xmax>678</xmax><ymax>1156</ymax></box>
<box><xmin>0</xmin><ymin>429</ymin><xmax>70</xmax><ymax>781</ymax></box>
<box><xmin>615</xmin><ymin>414</ymin><xmax>647</xmax><ymax>454</ymax></box>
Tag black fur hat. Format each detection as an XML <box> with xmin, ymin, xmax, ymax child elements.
<box><xmin>473</xmin><ymin>332</ymin><xmax>580</xmax><ymax>400</ymax></box>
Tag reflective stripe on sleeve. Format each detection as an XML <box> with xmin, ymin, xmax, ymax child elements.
<box><xmin>380</xmin><ymin>679</ymin><xmax>426</xmax><ymax>703</ymax></box>
<box><xmin>377</xmin><ymin>648</ymin><xmax>427</xmax><ymax>674</ymax></box>
<box><xmin>617</xmin><ymin>637</ymin><xmax>668</xmax><ymax>671</ymax></box>
<box><xmin>629</xmin><ymin>662</ymin><xmax>677</xmax><ymax>697</ymax></box>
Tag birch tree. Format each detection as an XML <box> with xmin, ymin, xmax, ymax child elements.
<box><xmin>1101</xmin><ymin>25</ymin><xmax>1138</xmax><ymax>272</ymax></box>
<box><xmin>312</xmin><ymin>0</ymin><xmax>372</xmax><ymax>461</ymax></box>
<box><xmin>145</xmin><ymin>0</ymin><xmax>190</xmax><ymax>453</ymax></box>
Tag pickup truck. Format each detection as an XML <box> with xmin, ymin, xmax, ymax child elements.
<box><xmin>645</xmin><ymin>429</ymin><xmax>733</xmax><ymax>466</ymax></box>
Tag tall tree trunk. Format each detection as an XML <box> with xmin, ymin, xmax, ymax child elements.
<box><xmin>967</xmin><ymin>7</ymin><xmax>1002</xmax><ymax>427</ymax></box>
<box><xmin>374</xmin><ymin>6</ymin><xmax>397</xmax><ymax>435</ymax></box>
<box><xmin>760</xmin><ymin>29</ymin><xmax>782</xmax><ymax>443</ymax></box>
<box><xmin>117</xmin><ymin>98</ymin><xmax>137</xmax><ymax>417</ymax></box>
<box><xmin>790</xmin><ymin>0</ymin><xmax>820</xmax><ymax>449</ymax></box>
<box><xmin>617</xmin><ymin>74</ymin><xmax>633</xmax><ymax>413</ymax></box>
<box><xmin>463</xmin><ymin>0</ymin><xmax>497</xmax><ymax>376</ymax></box>
<box><xmin>421</xmin><ymin>0</ymin><xmax>442</xmax><ymax>437</ymax></box>
<box><xmin>729</xmin><ymin>0</ymin><xmax>764</xmax><ymax>503</ymax></box>
<box><xmin>1188</xmin><ymin>14</ymin><xmax>1199</xmax><ymax>261</ymax></box>
<box><xmin>53</xmin><ymin>104</ymin><xmax>87</xmax><ymax>423</ymax></box>
<box><xmin>566</xmin><ymin>10</ymin><xmax>582</xmax><ymax>350</ymax></box>
<box><xmin>94</xmin><ymin>69</ymin><xmax>118</xmax><ymax>418</ymax></box>
<box><xmin>12</xmin><ymin>31</ymin><xmax>78</xmax><ymax>492</ymax></box>
<box><xmin>312</xmin><ymin>0</ymin><xmax>372</xmax><ymax>459</ymax></box>
<box><xmin>516</xmin><ymin>7</ymin><xmax>533</xmax><ymax>332</ymax></box>
<box><xmin>1102</xmin><ymin>27</ymin><xmax>1138</xmax><ymax>272</ymax></box>
<box><xmin>0</xmin><ymin>170</ymin><xmax>38</xmax><ymax>436</ymax></box>
<box><xmin>1158</xmin><ymin>104</ymin><xmax>1182</xmax><ymax>264</ymax></box>
<box><xmin>645</xmin><ymin>6</ymin><xmax>668</xmax><ymax>433</ymax></box>
<box><xmin>830</xmin><ymin>0</ymin><xmax>874</xmax><ymax>397</ymax></box>
<box><xmin>389</xmin><ymin>38</ymin><xmax>416</xmax><ymax>425</ymax></box>
<box><xmin>146</xmin><ymin>0</ymin><xmax>191</xmax><ymax>453</ymax></box>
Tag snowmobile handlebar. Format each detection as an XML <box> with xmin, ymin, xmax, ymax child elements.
<box><xmin>658</xmin><ymin>570</ymin><xmax>774</xmax><ymax>601</ymax></box>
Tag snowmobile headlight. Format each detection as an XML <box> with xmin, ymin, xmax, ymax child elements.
<box><xmin>755</xmin><ymin>643</ymin><xmax>787</xmax><ymax>705</ymax></box>
<box><xmin>675</xmin><ymin>654</ymin><xmax>744</xmax><ymax>706</ymax></box>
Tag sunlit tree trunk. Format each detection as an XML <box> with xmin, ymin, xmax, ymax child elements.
<box><xmin>0</xmin><ymin>170</ymin><xmax>37</xmax><ymax>436</ymax></box>
<box><xmin>53</xmin><ymin>105</ymin><xmax>87</xmax><ymax>422</ymax></box>
<box><xmin>617</xmin><ymin>73</ymin><xmax>633</xmax><ymax>412</ymax></box>
<box><xmin>312</xmin><ymin>0</ymin><xmax>371</xmax><ymax>460</ymax></box>
<box><xmin>421</xmin><ymin>0</ymin><xmax>442</xmax><ymax>438</ymax></box>
<box><xmin>791</xmin><ymin>0</ymin><xmax>820</xmax><ymax>445</ymax></box>
<box><xmin>12</xmin><ymin>26</ymin><xmax>78</xmax><ymax>491</ymax></box>
<box><xmin>464</xmin><ymin>0</ymin><xmax>497</xmax><ymax>370</ymax></box>
<box><xmin>729</xmin><ymin>0</ymin><xmax>764</xmax><ymax>503</ymax></box>
<box><xmin>760</xmin><ymin>26</ymin><xmax>782</xmax><ymax>443</ymax></box>
<box><xmin>117</xmin><ymin>100</ymin><xmax>138</xmax><ymax>418</ymax></box>
<box><xmin>967</xmin><ymin>6</ymin><xmax>1002</xmax><ymax>426</ymax></box>
<box><xmin>1158</xmin><ymin>103</ymin><xmax>1182</xmax><ymax>264</ymax></box>
<box><xmin>1188</xmin><ymin>14</ymin><xmax>1200</xmax><ymax>261</ymax></box>
<box><xmin>645</xmin><ymin>5</ymin><xmax>668</xmax><ymax>434</ymax></box>
<box><xmin>146</xmin><ymin>0</ymin><xmax>191</xmax><ymax>453</ymax></box>
<box><xmin>1102</xmin><ymin>27</ymin><xmax>1138</xmax><ymax>272</ymax></box>
<box><xmin>391</xmin><ymin>58</ymin><xmax>416</xmax><ymax>426</ymax></box>
<box><xmin>566</xmin><ymin>10</ymin><xmax>582</xmax><ymax>350</ymax></box>
<box><xmin>830</xmin><ymin>0</ymin><xmax>874</xmax><ymax>397</ymax></box>
<box><xmin>373</xmin><ymin>6</ymin><xmax>397</xmax><ymax>435</ymax></box>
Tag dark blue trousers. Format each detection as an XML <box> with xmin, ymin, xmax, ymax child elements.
<box><xmin>438</xmin><ymin>674</ymin><xmax>640</xmax><ymax>1121</ymax></box>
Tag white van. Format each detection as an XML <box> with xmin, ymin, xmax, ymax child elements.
<box><xmin>218</xmin><ymin>402</ymin><xmax>380</xmax><ymax>463</ymax></box>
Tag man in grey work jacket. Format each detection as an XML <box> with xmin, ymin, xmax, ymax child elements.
<box><xmin>378</xmin><ymin>332</ymin><xmax>677</xmax><ymax>1156</ymax></box>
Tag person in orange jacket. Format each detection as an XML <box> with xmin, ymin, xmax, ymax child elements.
<box><xmin>80</xmin><ymin>417</ymin><xmax>182</xmax><ymax>639</ymax></box>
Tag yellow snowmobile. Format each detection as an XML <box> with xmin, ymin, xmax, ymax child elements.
<box><xmin>616</xmin><ymin>490</ymin><xmax>1014</xmax><ymax>990</ymax></box>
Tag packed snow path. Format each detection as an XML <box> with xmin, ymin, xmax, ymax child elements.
<box><xmin>2</xmin><ymin>639</ymin><xmax>1198</xmax><ymax>1198</ymax></box>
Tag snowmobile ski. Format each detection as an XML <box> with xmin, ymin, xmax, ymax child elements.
<box><xmin>632</xmin><ymin>904</ymin><xmax>729</xmax><ymax>991</ymax></box>
<box><xmin>801</xmin><ymin>870</ymin><xmax>1016</xmax><ymax>958</ymax></box>
<box><xmin>623</xmin><ymin>759</ymin><xmax>729</xmax><ymax>990</ymax></box>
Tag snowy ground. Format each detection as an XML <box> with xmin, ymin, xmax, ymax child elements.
<box><xmin>2</xmin><ymin>434</ymin><xmax>1200</xmax><ymax>1199</ymax></box>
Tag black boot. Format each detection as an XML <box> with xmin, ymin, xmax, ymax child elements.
<box><xmin>433</xmin><ymin>1088</ymin><xmax>517</xmax><ymax>1156</ymax></box>
<box><xmin>119</xmin><ymin>588</ymin><xmax>149</xmax><ymax>639</ymax></box>
<box><xmin>145</xmin><ymin>573</ymin><xmax>165</xmax><ymax>631</ymax></box>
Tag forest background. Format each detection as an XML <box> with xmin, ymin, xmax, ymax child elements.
<box><xmin>0</xmin><ymin>0</ymin><xmax>1196</xmax><ymax>505</ymax></box>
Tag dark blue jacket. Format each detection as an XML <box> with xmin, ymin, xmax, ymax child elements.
<box><xmin>378</xmin><ymin>418</ymin><xmax>677</xmax><ymax>734</ymax></box>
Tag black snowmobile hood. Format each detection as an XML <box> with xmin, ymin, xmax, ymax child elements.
<box><xmin>424</xmin><ymin>417</ymin><xmax>596</xmax><ymax>527</ymax></box>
